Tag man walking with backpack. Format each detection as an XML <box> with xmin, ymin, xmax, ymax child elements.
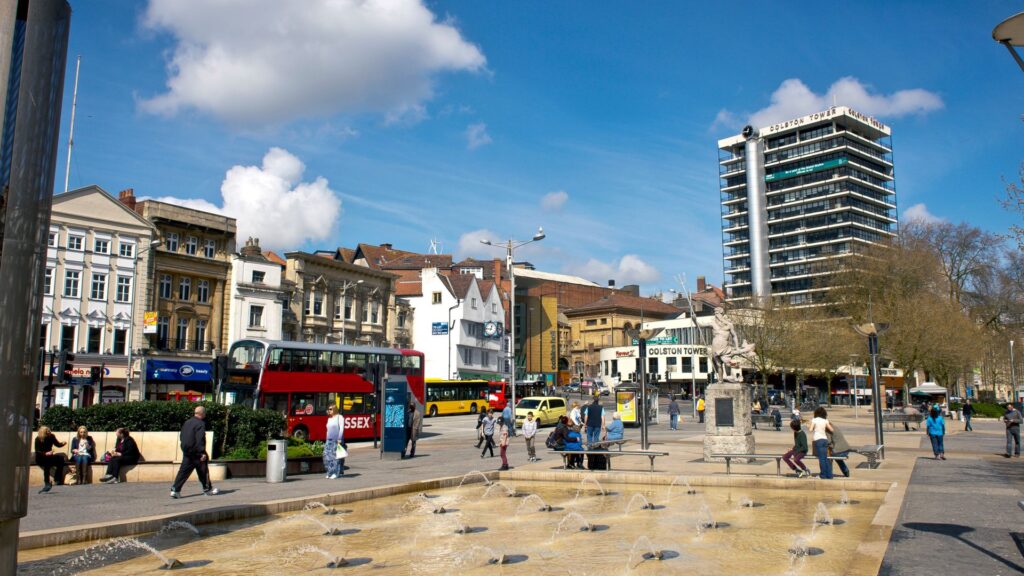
<box><xmin>584</xmin><ymin>395</ymin><xmax>605</xmax><ymax>446</ymax></box>
<box><xmin>171</xmin><ymin>406</ymin><xmax>218</xmax><ymax>499</ymax></box>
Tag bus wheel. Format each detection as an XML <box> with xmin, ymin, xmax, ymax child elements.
<box><xmin>469</xmin><ymin>403</ymin><xmax>478</xmax><ymax>414</ymax></box>
<box><xmin>429</xmin><ymin>405</ymin><xmax>438</xmax><ymax>417</ymax></box>
<box><xmin>292</xmin><ymin>427</ymin><xmax>309</xmax><ymax>442</ymax></box>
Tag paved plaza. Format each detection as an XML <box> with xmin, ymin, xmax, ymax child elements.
<box><xmin>17</xmin><ymin>399</ymin><xmax>1024</xmax><ymax>575</ymax></box>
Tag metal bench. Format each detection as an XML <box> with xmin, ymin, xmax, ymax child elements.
<box><xmin>549</xmin><ymin>449</ymin><xmax>669</xmax><ymax>472</ymax></box>
<box><xmin>882</xmin><ymin>414</ymin><xmax>923</xmax><ymax>430</ymax></box>
<box><xmin>586</xmin><ymin>439</ymin><xmax>630</xmax><ymax>451</ymax></box>
<box><xmin>855</xmin><ymin>444</ymin><xmax>884</xmax><ymax>468</ymax></box>
<box><xmin>711</xmin><ymin>452</ymin><xmax>848</xmax><ymax>476</ymax></box>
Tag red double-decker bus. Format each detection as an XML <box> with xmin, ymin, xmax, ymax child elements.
<box><xmin>227</xmin><ymin>339</ymin><xmax>425</xmax><ymax>442</ymax></box>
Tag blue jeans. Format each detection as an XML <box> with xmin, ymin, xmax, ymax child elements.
<box><xmin>929</xmin><ymin>434</ymin><xmax>944</xmax><ymax>456</ymax></box>
<box><xmin>72</xmin><ymin>454</ymin><xmax>92</xmax><ymax>482</ymax></box>
<box><xmin>1006</xmin><ymin>426</ymin><xmax>1020</xmax><ymax>456</ymax></box>
<box><xmin>814</xmin><ymin>439</ymin><xmax>832</xmax><ymax>479</ymax></box>
<box><xmin>670</xmin><ymin>414</ymin><xmax>679</xmax><ymax>430</ymax></box>
<box><xmin>964</xmin><ymin>414</ymin><xmax>972</xmax><ymax>431</ymax></box>
<box><xmin>324</xmin><ymin>439</ymin><xmax>342</xmax><ymax>477</ymax></box>
<box><xmin>586</xmin><ymin>426</ymin><xmax>601</xmax><ymax>445</ymax></box>
<box><xmin>833</xmin><ymin>450</ymin><xmax>850</xmax><ymax>477</ymax></box>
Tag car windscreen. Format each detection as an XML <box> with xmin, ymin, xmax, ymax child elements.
<box><xmin>516</xmin><ymin>399</ymin><xmax>541</xmax><ymax>409</ymax></box>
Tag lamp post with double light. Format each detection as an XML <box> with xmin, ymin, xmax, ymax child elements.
<box><xmin>993</xmin><ymin>12</ymin><xmax>1024</xmax><ymax>73</ymax></box>
<box><xmin>853</xmin><ymin>322</ymin><xmax>889</xmax><ymax>457</ymax></box>
<box><xmin>125</xmin><ymin>238</ymin><xmax>163</xmax><ymax>401</ymax></box>
<box><xmin>480</xmin><ymin>227</ymin><xmax>545</xmax><ymax>431</ymax></box>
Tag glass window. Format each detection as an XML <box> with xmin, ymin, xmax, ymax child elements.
<box><xmin>334</xmin><ymin>293</ymin><xmax>343</xmax><ymax>319</ymax></box>
<box><xmin>60</xmin><ymin>325</ymin><xmax>75</xmax><ymax>351</ymax></box>
<box><xmin>157</xmin><ymin>317</ymin><xmax>169</xmax><ymax>348</ymax></box>
<box><xmin>159</xmin><ymin>274</ymin><xmax>172</xmax><ymax>299</ymax></box>
<box><xmin>249</xmin><ymin>305</ymin><xmax>264</xmax><ymax>327</ymax></box>
<box><xmin>87</xmin><ymin>326</ymin><xmax>102</xmax><ymax>353</ymax></box>
<box><xmin>344</xmin><ymin>297</ymin><xmax>353</xmax><ymax>320</ymax></box>
<box><xmin>471</xmin><ymin>298</ymin><xmax>477</xmax><ymax>309</ymax></box>
<box><xmin>47</xmin><ymin>232</ymin><xmax>57</xmax><ymax>247</ymax></box>
<box><xmin>432</xmin><ymin>292</ymin><xmax>442</xmax><ymax>304</ymax></box>
<box><xmin>90</xmin><ymin>273</ymin><xmax>107</xmax><ymax>300</ymax></box>
<box><xmin>397</xmin><ymin>311</ymin><xmax>406</xmax><ymax>328</ymax></box>
<box><xmin>119</xmin><ymin>242</ymin><xmax>135</xmax><ymax>258</ymax></box>
<box><xmin>67</xmin><ymin>235</ymin><xmax>84</xmax><ymax>251</ymax></box>
<box><xmin>195</xmin><ymin>319</ymin><xmax>207</xmax><ymax>350</ymax></box>
<box><xmin>371</xmin><ymin>302</ymin><xmax>379</xmax><ymax>324</ymax></box>
<box><xmin>113</xmin><ymin>328</ymin><xmax>128</xmax><ymax>355</ymax></box>
<box><xmin>698</xmin><ymin>357</ymin><xmax>708</xmax><ymax>373</ymax></box>
<box><xmin>231</xmin><ymin>341</ymin><xmax>266</xmax><ymax>369</ymax></box>
<box><xmin>263</xmin><ymin>393</ymin><xmax>289</xmax><ymax>414</ymax></box>
<box><xmin>39</xmin><ymin>323</ymin><xmax>48</xmax><ymax>350</ymax></box>
<box><xmin>462</xmin><ymin>348</ymin><xmax>473</xmax><ymax>365</ymax></box>
<box><xmin>252</xmin><ymin>270</ymin><xmax>265</xmax><ymax>284</ymax></box>
<box><xmin>44</xmin><ymin>268</ymin><xmax>53</xmax><ymax>295</ymax></box>
<box><xmin>682</xmin><ymin>357</ymin><xmax>693</xmax><ymax>372</ymax></box>
<box><xmin>586</xmin><ymin>319</ymin><xmax>597</xmax><ymax>326</ymax></box>
<box><xmin>179</xmin><ymin>277</ymin><xmax>191</xmax><ymax>300</ymax></box>
<box><xmin>115</xmin><ymin>276</ymin><xmax>132</xmax><ymax>303</ymax></box>
<box><xmin>204</xmin><ymin>239</ymin><xmax>216</xmax><ymax>258</ymax></box>
<box><xmin>165</xmin><ymin>233</ymin><xmax>178</xmax><ymax>252</ymax></box>
<box><xmin>64</xmin><ymin>270</ymin><xmax>81</xmax><ymax>298</ymax></box>
<box><xmin>176</xmin><ymin>319</ymin><xmax>189</xmax><ymax>349</ymax></box>
<box><xmin>344</xmin><ymin>352</ymin><xmax>368</xmax><ymax>373</ymax></box>
<box><xmin>185</xmin><ymin>236</ymin><xmax>198</xmax><ymax>255</ymax></box>
<box><xmin>197</xmin><ymin>279</ymin><xmax>210</xmax><ymax>303</ymax></box>
<box><xmin>362</xmin><ymin>302</ymin><xmax>368</xmax><ymax>322</ymax></box>
<box><xmin>93</xmin><ymin>238</ymin><xmax>109</xmax><ymax>254</ymax></box>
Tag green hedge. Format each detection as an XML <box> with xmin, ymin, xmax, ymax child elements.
<box><xmin>949</xmin><ymin>402</ymin><xmax>1006</xmax><ymax>418</ymax></box>
<box><xmin>39</xmin><ymin>401</ymin><xmax>285</xmax><ymax>459</ymax></box>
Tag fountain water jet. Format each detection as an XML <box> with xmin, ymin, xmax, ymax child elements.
<box><xmin>552</xmin><ymin>511</ymin><xmax>595</xmax><ymax>538</ymax></box>
<box><xmin>158</xmin><ymin>521</ymin><xmax>200</xmax><ymax>536</ymax></box>
<box><xmin>838</xmin><ymin>489</ymin><xmax>851</xmax><ymax>505</ymax></box>
<box><xmin>105</xmin><ymin>538</ymin><xmax>182</xmax><ymax>570</ymax></box>
<box><xmin>627</xmin><ymin>536</ymin><xmax>668</xmax><ymax>569</ymax></box>
<box><xmin>457</xmin><ymin>470</ymin><xmax>493</xmax><ymax>488</ymax></box>
<box><xmin>572</xmin><ymin>477</ymin><xmax>607</xmax><ymax>504</ymax></box>
<box><xmin>481</xmin><ymin>481</ymin><xmax>519</xmax><ymax>498</ymax></box>
<box><xmin>292</xmin><ymin>544</ymin><xmax>347</xmax><ymax>569</ymax></box>
<box><xmin>625</xmin><ymin>493</ymin><xmax>656</xmax><ymax>513</ymax></box>
<box><xmin>285</xmin><ymin>513</ymin><xmax>344</xmax><ymax>535</ymax></box>
<box><xmin>516</xmin><ymin>493</ymin><xmax>553</xmax><ymax>514</ymax></box>
<box><xmin>813</xmin><ymin>502</ymin><xmax>834</xmax><ymax>526</ymax></box>
<box><xmin>304</xmin><ymin>501</ymin><xmax>341</xmax><ymax>515</ymax></box>
<box><xmin>406</xmin><ymin>493</ymin><xmax>447</xmax><ymax>514</ymax></box>
<box><xmin>667</xmin><ymin>475</ymin><xmax>697</xmax><ymax>498</ymax></box>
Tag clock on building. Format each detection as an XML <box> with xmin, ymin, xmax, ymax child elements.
<box><xmin>483</xmin><ymin>321</ymin><xmax>498</xmax><ymax>338</ymax></box>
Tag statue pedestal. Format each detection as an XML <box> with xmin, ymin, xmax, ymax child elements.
<box><xmin>702</xmin><ymin>382</ymin><xmax>755</xmax><ymax>462</ymax></box>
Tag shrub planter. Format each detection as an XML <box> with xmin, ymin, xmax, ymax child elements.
<box><xmin>219</xmin><ymin>456</ymin><xmax>325</xmax><ymax>479</ymax></box>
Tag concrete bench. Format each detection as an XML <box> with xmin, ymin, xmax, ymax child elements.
<box><xmin>29</xmin><ymin>431</ymin><xmax>223</xmax><ymax>486</ymax></box>
<box><xmin>855</xmin><ymin>444</ymin><xmax>884</xmax><ymax>468</ymax></box>
<box><xmin>549</xmin><ymin>449</ymin><xmax>669</xmax><ymax>472</ymax></box>
<box><xmin>711</xmin><ymin>452</ymin><xmax>848</xmax><ymax>476</ymax></box>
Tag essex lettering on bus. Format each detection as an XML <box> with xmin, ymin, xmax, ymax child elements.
<box><xmin>346</xmin><ymin>416</ymin><xmax>373</xmax><ymax>429</ymax></box>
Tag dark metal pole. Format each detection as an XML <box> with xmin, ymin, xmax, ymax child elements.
<box><xmin>0</xmin><ymin>1</ymin><xmax>72</xmax><ymax>570</ymax></box>
<box><xmin>868</xmin><ymin>334</ymin><xmax>885</xmax><ymax>458</ymax></box>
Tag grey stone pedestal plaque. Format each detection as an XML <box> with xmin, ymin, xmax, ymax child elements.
<box><xmin>703</xmin><ymin>382</ymin><xmax>755</xmax><ymax>462</ymax></box>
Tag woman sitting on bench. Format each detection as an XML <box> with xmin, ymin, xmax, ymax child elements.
<box><xmin>100</xmin><ymin>428</ymin><xmax>140</xmax><ymax>484</ymax></box>
<box><xmin>563</xmin><ymin>424</ymin><xmax>584</xmax><ymax>469</ymax></box>
<box><xmin>70</xmin><ymin>426</ymin><xmax>97</xmax><ymax>485</ymax></box>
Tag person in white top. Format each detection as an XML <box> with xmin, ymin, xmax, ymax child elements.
<box><xmin>522</xmin><ymin>411</ymin><xmax>539</xmax><ymax>462</ymax></box>
<box><xmin>810</xmin><ymin>406</ymin><xmax>835</xmax><ymax>479</ymax></box>
<box><xmin>324</xmin><ymin>405</ymin><xmax>345</xmax><ymax>479</ymax></box>
<box><xmin>569</xmin><ymin>402</ymin><xmax>582</xmax><ymax>428</ymax></box>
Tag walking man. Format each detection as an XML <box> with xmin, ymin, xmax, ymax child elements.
<box><xmin>584</xmin><ymin>395</ymin><xmax>605</xmax><ymax>445</ymax></box>
<box><xmin>668</xmin><ymin>395</ymin><xmax>681</xmax><ymax>431</ymax></box>
<box><xmin>697</xmin><ymin>395</ymin><xmax>705</xmax><ymax>424</ymax></box>
<box><xmin>1003</xmin><ymin>403</ymin><xmax>1021</xmax><ymax>458</ymax></box>
<box><xmin>962</xmin><ymin>399</ymin><xmax>974</xmax><ymax>432</ymax></box>
<box><xmin>171</xmin><ymin>406</ymin><xmax>218</xmax><ymax>498</ymax></box>
<box><xmin>480</xmin><ymin>409</ymin><xmax>496</xmax><ymax>458</ymax></box>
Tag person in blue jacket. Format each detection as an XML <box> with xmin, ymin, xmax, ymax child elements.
<box><xmin>563</xmin><ymin>426</ymin><xmax>584</xmax><ymax>469</ymax></box>
<box><xmin>925</xmin><ymin>407</ymin><xmax>946</xmax><ymax>460</ymax></box>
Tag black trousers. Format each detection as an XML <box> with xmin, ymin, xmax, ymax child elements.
<box><xmin>36</xmin><ymin>455</ymin><xmax>65</xmax><ymax>486</ymax></box>
<box><xmin>104</xmin><ymin>456</ymin><xmax>138</xmax><ymax>479</ymax></box>
<box><xmin>481</xmin><ymin>434</ymin><xmax>494</xmax><ymax>457</ymax></box>
<box><xmin>172</xmin><ymin>454</ymin><xmax>211</xmax><ymax>492</ymax></box>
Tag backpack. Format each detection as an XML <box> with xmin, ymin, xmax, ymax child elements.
<box><xmin>545</xmin><ymin>430</ymin><xmax>558</xmax><ymax>450</ymax></box>
<box><xmin>476</xmin><ymin>413</ymin><xmax>485</xmax><ymax>430</ymax></box>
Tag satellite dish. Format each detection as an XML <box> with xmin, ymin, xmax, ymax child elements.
<box><xmin>742</xmin><ymin>125</ymin><xmax>755</xmax><ymax>138</ymax></box>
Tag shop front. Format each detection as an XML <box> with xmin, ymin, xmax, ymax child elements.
<box><xmin>144</xmin><ymin>359</ymin><xmax>213</xmax><ymax>401</ymax></box>
<box><xmin>39</xmin><ymin>360</ymin><xmax>129</xmax><ymax>409</ymax></box>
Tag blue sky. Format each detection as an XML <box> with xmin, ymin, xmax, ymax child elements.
<box><xmin>55</xmin><ymin>1</ymin><xmax>1022</xmax><ymax>293</ymax></box>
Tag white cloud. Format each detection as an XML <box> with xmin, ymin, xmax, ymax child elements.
<box><xmin>716</xmin><ymin>77</ymin><xmax>943</xmax><ymax>130</ymax></box>
<box><xmin>140</xmin><ymin>0</ymin><xmax>486</xmax><ymax>127</ymax></box>
<box><xmin>152</xmin><ymin>147</ymin><xmax>342</xmax><ymax>250</ymax></box>
<box><xmin>540</xmin><ymin>190</ymin><xmax>569</xmax><ymax>211</ymax></box>
<box><xmin>456</xmin><ymin>228</ymin><xmax>500</xmax><ymax>259</ymax></box>
<box><xmin>565</xmin><ymin>255</ymin><xmax>661</xmax><ymax>286</ymax></box>
<box><xmin>465</xmin><ymin>122</ymin><xmax>492</xmax><ymax>150</ymax></box>
<box><xmin>710</xmin><ymin>109</ymin><xmax>740</xmax><ymax>132</ymax></box>
<box><xmin>902</xmin><ymin>203</ymin><xmax>944</xmax><ymax>224</ymax></box>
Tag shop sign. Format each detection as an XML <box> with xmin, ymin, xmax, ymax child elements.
<box><xmin>431</xmin><ymin>322</ymin><xmax>448</xmax><ymax>336</ymax></box>
<box><xmin>765</xmin><ymin>157</ymin><xmax>847</xmax><ymax>183</ymax></box>
<box><xmin>147</xmin><ymin>359</ymin><xmax>212</xmax><ymax>382</ymax></box>
<box><xmin>143</xmin><ymin>311</ymin><xmax>158</xmax><ymax>334</ymax></box>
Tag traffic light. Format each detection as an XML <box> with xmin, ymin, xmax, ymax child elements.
<box><xmin>89</xmin><ymin>366</ymin><xmax>102</xmax><ymax>385</ymax></box>
<box><xmin>214</xmin><ymin>354</ymin><xmax>230</xmax><ymax>384</ymax></box>
<box><xmin>57</xmin><ymin>351</ymin><xmax>75</xmax><ymax>384</ymax></box>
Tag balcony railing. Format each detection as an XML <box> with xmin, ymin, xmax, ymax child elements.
<box><xmin>153</xmin><ymin>338</ymin><xmax>216</xmax><ymax>353</ymax></box>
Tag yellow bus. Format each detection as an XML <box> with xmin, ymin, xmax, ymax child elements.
<box><xmin>424</xmin><ymin>379</ymin><xmax>490</xmax><ymax>417</ymax></box>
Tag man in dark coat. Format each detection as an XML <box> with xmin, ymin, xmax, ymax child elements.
<box><xmin>170</xmin><ymin>406</ymin><xmax>218</xmax><ymax>498</ymax></box>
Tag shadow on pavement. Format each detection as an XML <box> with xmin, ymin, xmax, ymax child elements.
<box><xmin>901</xmin><ymin>522</ymin><xmax>1024</xmax><ymax>574</ymax></box>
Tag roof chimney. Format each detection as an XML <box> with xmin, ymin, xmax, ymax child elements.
<box><xmin>240</xmin><ymin>237</ymin><xmax>264</xmax><ymax>258</ymax></box>
<box><xmin>697</xmin><ymin>275</ymin><xmax>706</xmax><ymax>292</ymax></box>
<box><xmin>118</xmin><ymin>188</ymin><xmax>136</xmax><ymax>211</ymax></box>
<box><xmin>381</xmin><ymin>243</ymin><xmax>393</xmax><ymax>251</ymax></box>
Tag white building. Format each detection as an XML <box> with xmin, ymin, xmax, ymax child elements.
<box><xmin>598</xmin><ymin>314</ymin><xmax>715</xmax><ymax>395</ymax></box>
<box><xmin>227</xmin><ymin>238</ymin><xmax>292</xmax><ymax>344</ymax></box>
<box><xmin>409</xmin><ymin>268</ymin><xmax>506</xmax><ymax>380</ymax></box>
<box><xmin>41</xmin><ymin>186</ymin><xmax>159</xmax><ymax>405</ymax></box>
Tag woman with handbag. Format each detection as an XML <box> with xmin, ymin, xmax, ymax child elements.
<box><xmin>70</xmin><ymin>426</ymin><xmax>97</xmax><ymax>485</ymax></box>
<box><xmin>100</xmin><ymin>428</ymin><xmax>139</xmax><ymax>483</ymax></box>
<box><xmin>324</xmin><ymin>404</ymin><xmax>346</xmax><ymax>479</ymax></box>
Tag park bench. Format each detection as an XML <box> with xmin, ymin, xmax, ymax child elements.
<box><xmin>855</xmin><ymin>444</ymin><xmax>884</xmax><ymax>468</ymax></box>
<box><xmin>711</xmin><ymin>452</ymin><xmax>848</xmax><ymax>476</ymax></box>
<box><xmin>28</xmin><ymin>431</ymin><xmax>222</xmax><ymax>486</ymax></box>
<box><xmin>549</xmin><ymin>449</ymin><xmax>669</xmax><ymax>472</ymax></box>
<box><xmin>882</xmin><ymin>413</ymin><xmax>923</xmax><ymax>430</ymax></box>
<box><xmin>751</xmin><ymin>414</ymin><xmax>782</xmax><ymax>430</ymax></box>
<box><xmin>586</xmin><ymin>439</ymin><xmax>630</xmax><ymax>451</ymax></box>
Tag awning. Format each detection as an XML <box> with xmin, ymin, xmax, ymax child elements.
<box><xmin>909</xmin><ymin>383</ymin><xmax>947</xmax><ymax>396</ymax></box>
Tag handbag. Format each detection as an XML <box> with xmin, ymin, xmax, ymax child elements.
<box><xmin>335</xmin><ymin>444</ymin><xmax>348</xmax><ymax>460</ymax></box>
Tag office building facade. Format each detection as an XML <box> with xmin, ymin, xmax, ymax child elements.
<box><xmin>718</xmin><ymin>106</ymin><xmax>898</xmax><ymax>305</ymax></box>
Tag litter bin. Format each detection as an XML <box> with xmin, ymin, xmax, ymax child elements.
<box><xmin>266</xmin><ymin>439</ymin><xmax>287</xmax><ymax>483</ymax></box>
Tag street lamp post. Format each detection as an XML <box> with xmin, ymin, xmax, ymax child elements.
<box><xmin>481</xmin><ymin>227</ymin><xmax>545</xmax><ymax>432</ymax></box>
<box><xmin>849</xmin><ymin>354</ymin><xmax>860</xmax><ymax>419</ymax></box>
<box><xmin>340</xmin><ymin>279</ymin><xmax>363</xmax><ymax>345</ymax></box>
<box><xmin>853</xmin><ymin>323</ymin><xmax>889</xmax><ymax>458</ymax></box>
<box><xmin>125</xmin><ymin>238</ymin><xmax>163</xmax><ymax>402</ymax></box>
<box><xmin>1010</xmin><ymin>340</ymin><xmax>1017</xmax><ymax>405</ymax></box>
<box><xmin>993</xmin><ymin>12</ymin><xmax>1024</xmax><ymax>73</ymax></box>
